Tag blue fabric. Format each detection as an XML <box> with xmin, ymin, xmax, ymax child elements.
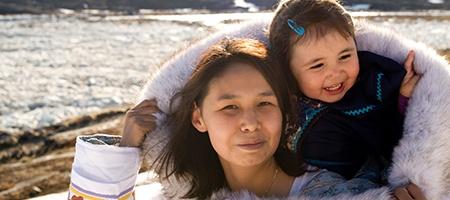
<box><xmin>302</xmin><ymin>157</ymin><xmax>385</xmax><ymax>197</ymax></box>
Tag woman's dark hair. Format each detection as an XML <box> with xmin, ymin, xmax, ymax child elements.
<box><xmin>151</xmin><ymin>38</ymin><xmax>306</xmax><ymax>199</ymax></box>
<box><xmin>269</xmin><ymin>0</ymin><xmax>355</xmax><ymax>93</ymax></box>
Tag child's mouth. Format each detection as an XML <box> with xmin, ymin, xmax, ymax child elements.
<box><xmin>325</xmin><ymin>83</ymin><xmax>342</xmax><ymax>91</ymax></box>
<box><xmin>324</xmin><ymin>83</ymin><xmax>344</xmax><ymax>94</ymax></box>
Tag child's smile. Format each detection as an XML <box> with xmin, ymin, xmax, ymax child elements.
<box><xmin>289</xmin><ymin>30</ymin><xmax>360</xmax><ymax>103</ymax></box>
<box><xmin>324</xmin><ymin>82</ymin><xmax>344</xmax><ymax>95</ymax></box>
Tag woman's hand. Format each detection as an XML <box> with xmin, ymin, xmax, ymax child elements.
<box><xmin>394</xmin><ymin>183</ymin><xmax>427</xmax><ymax>200</ymax></box>
<box><xmin>400</xmin><ymin>51</ymin><xmax>421</xmax><ymax>97</ymax></box>
<box><xmin>120</xmin><ymin>99</ymin><xmax>160</xmax><ymax>147</ymax></box>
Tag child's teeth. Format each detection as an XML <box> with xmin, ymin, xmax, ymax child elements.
<box><xmin>327</xmin><ymin>83</ymin><xmax>341</xmax><ymax>90</ymax></box>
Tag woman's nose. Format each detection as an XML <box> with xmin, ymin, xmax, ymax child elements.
<box><xmin>240</xmin><ymin>110</ymin><xmax>259</xmax><ymax>133</ymax></box>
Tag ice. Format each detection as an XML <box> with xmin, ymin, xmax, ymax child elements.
<box><xmin>1</xmin><ymin>12</ymin><xmax>449</xmax><ymax>133</ymax></box>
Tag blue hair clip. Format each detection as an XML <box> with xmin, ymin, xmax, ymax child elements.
<box><xmin>287</xmin><ymin>19</ymin><xmax>305</xmax><ymax>36</ymax></box>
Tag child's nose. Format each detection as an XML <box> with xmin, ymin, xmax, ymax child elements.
<box><xmin>326</xmin><ymin>65</ymin><xmax>344</xmax><ymax>78</ymax></box>
<box><xmin>325</xmin><ymin>67</ymin><xmax>339</xmax><ymax>79</ymax></box>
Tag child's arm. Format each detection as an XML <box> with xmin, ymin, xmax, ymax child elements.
<box><xmin>398</xmin><ymin>51</ymin><xmax>421</xmax><ymax>114</ymax></box>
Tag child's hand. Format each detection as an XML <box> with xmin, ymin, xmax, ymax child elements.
<box><xmin>120</xmin><ymin>99</ymin><xmax>160</xmax><ymax>147</ymax></box>
<box><xmin>394</xmin><ymin>183</ymin><xmax>427</xmax><ymax>200</ymax></box>
<box><xmin>400</xmin><ymin>51</ymin><xmax>421</xmax><ymax>97</ymax></box>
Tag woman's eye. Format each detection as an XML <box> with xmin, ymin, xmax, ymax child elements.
<box><xmin>223</xmin><ymin>105</ymin><xmax>238</xmax><ymax>110</ymax></box>
<box><xmin>258</xmin><ymin>102</ymin><xmax>272</xmax><ymax>106</ymax></box>
<box><xmin>259</xmin><ymin>101</ymin><xmax>276</xmax><ymax>107</ymax></box>
<box><xmin>309</xmin><ymin>63</ymin><xmax>323</xmax><ymax>69</ymax></box>
<box><xmin>339</xmin><ymin>54</ymin><xmax>351</xmax><ymax>60</ymax></box>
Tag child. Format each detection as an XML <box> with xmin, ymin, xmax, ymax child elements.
<box><xmin>268</xmin><ymin>0</ymin><xmax>421</xmax><ymax>179</ymax></box>
<box><xmin>69</xmin><ymin>38</ymin><xmax>416</xmax><ymax>199</ymax></box>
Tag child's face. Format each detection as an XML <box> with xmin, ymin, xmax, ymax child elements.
<box><xmin>289</xmin><ymin>31</ymin><xmax>359</xmax><ymax>103</ymax></box>
<box><xmin>192</xmin><ymin>62</ymin><xmax>282</xmax><ymax>168</ymax></box>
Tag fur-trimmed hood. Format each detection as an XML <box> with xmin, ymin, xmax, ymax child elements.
<box><xmin>139</xmin><ymin>20</ymin><xmax>450</xmax><ymax>199</ymax></box>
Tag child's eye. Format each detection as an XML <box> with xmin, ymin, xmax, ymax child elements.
<box><xmin>339</xmin><ymin>54</ymin><xmax>351</xmax><ymax>60</ymax></box>
<box><xmin>309</xmin><ymin>63</ymin><xmax>323</xmax><ymax>69</ymax></box>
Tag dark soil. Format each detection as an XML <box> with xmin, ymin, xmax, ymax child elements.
<box><xmin>0</xmin><ymin>109</ymin><xmax>127</xmax><ymax>200</ymax></box>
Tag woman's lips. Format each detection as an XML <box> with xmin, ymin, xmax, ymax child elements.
<box><xmin>237</xmin><ymin>141</ymin><xmax>265</xmax><ymax>150</ymax></box>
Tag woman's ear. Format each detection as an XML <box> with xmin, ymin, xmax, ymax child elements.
<box><xmin>192</xmin><ymin>104</ymin><xmax>207</xmax><ymax>133</ymax></box>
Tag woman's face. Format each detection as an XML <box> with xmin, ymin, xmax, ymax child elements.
<box><xmin>192</xmin><ymin>62</ymin><xmax>282</xmax><ymax>168</ymax></box>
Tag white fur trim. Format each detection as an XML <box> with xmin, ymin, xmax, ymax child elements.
<box><xmin>140</xmin><ymin>20</ymin><xmax>450</xmax><ymax>199</ymax></box>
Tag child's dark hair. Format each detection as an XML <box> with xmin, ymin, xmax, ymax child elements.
<box><xmin>152</xmin><ymin>38</ymin><xmax>305</xmax><ymax>199</ymax></box>
<box><xmin>269</xmin><ymin>0</ymin><xmax>355</xmax><ymax>93</ymax></box>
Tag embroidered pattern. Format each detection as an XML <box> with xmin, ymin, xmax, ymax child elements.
<box><xmin>69</xmin><ymin>183</ymin><xmax>134</xmax><ymax>200</ymax></box>
<box><xmin>288</xmin><ymin>106</ymin><xmax>327</xmax><ymax>152</ymax></box>
<box><xmin>343</xmin><ymin>105</ymin><xmax>377</xmax><ymax>116</ymax></box>
<box><xmin>376</xmin><ymin>72</ymin><xmax>384</xmax><ymax>102</ymax></box>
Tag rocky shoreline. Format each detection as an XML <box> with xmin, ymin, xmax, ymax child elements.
<box><xmin>0</xmin><ymin>115</ymin><xmax>125</xmax><ymax>200</ymax></box>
